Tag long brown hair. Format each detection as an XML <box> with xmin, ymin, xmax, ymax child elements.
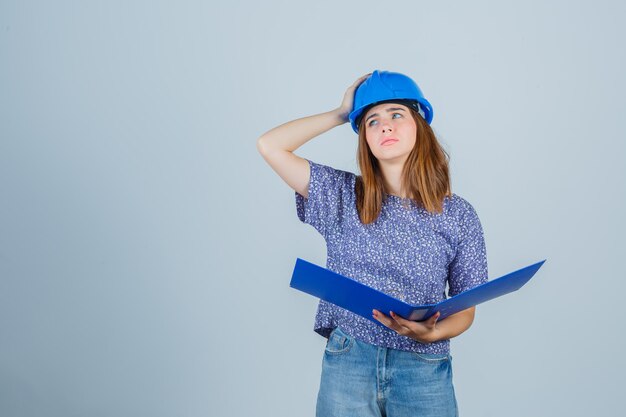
<box><xmin>355</xmin><ymin>106</ymin><xmax>451</xmax><ymax>224</ymax></box>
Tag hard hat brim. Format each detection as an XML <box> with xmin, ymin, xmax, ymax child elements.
<box><xmin>350</xmin><ymin>98</ymin><xmax>433</xmax><ymax>134</ymax></box>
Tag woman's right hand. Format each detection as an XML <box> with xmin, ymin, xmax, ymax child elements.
<box><xmin>335</xmin><ymin>73</ymin><xmax>372</xmax><ymax>123</ymax></box>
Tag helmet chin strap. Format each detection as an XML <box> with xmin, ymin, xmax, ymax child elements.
<box><xmin>416</xmin><ymin>104</ymin><xmax>426</xmax><ymax>120</ymax></box>
<box><xmin>404</xmin><ymin>100</ymin><xmax>426</xmax><ymax>120</ymax></box>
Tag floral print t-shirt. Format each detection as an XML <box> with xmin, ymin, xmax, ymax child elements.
<box><xmin>295</xmin><ymin>159</ymin><xmax>488</xmax><ymax>354</ymax></box>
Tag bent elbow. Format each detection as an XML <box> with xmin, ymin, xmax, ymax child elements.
<box><xmin>256</xmin><ymin>135</ymin><xmax>269</xmax><ymax>155</ymax></box>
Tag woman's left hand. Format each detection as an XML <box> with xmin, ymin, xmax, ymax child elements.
<box><xmin>372</xmin><ymin>309</ymin><xmax>442</xmax><ymax>344</ymax></box>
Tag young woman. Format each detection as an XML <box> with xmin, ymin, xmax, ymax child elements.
<box><xmin>257</xmin><ymin>70</ymin><xmax>488</xmax><ymax>417</ymax></box>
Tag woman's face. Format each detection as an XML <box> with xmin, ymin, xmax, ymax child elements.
<box><xmin>363</xmin><ymin>102</ymin><xmax>417</xmax><ymax>164</ymax></box>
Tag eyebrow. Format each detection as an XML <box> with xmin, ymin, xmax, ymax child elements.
<box><xmin>364</xmin><ymin>107</ymin><xmax>406</xmax><ymax>123</ymax></box>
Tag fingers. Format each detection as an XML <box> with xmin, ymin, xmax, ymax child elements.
<box><xmin>338</xmin><ymin>73</ymin><xmax>372</xmax><ymax>115</ymax></box>
<box><xmin>352</xmin><ymin>73</ymin><xmax>372</xmax><ymax>86</ymax></box>
<box><xmin>389</xmin><ymin>311</ymin><xmax>413</xmax><ymax>327</ymax></box>
<box><xmin>425</xmin><ymin>312</ymin><xmax>441</xmax><ymax>328</ymax></box>
<box><xmin>372</xmin><ymin>310</ymin><xmax>410</xmax><ymax>336</ymax></box>
<box><xmin>373</xmin><ymin>310</ymin><xmax>442</xmax><ymax>344</ymax></box>
<box><xmin>390</xmin><ymin>311</ymin><xmax>429</xmax><ymax>335</ymax></box>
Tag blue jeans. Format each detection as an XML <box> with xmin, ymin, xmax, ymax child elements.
<box><xmin>316</xmin><ymin>327</ymin><xmax>458</xmax><ymax>417</ymax></box>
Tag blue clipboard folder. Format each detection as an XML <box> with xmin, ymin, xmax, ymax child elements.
<box><xmin>290</xmin><ymin>258</ymin><xmax>546</xmax><ymax>324</ymax></box>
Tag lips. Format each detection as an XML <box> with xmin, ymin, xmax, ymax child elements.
<box><xmin>380</xmin><ymin>138</ymin><xmax>399</xmax><ymax>146</ymax></box>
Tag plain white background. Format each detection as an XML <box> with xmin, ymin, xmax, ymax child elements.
<box><xmin>1</xmin><ymin>1</ymin><xmax>624</xmax><ymax>416</ymax></box>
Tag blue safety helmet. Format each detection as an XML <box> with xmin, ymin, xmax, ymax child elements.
<box><xmin>348</xmin><ymin>70</ymin><xmax>434</xmax><ymax>134</ymax></box>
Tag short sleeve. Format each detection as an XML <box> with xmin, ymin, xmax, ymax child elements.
<box><xmin>447</xmin><ymin>200</ymin><xmax>488</xmax><ymax>297</ymax></box>
<box><xmin>295</xmin><ymin>159</ymin><xmax>353</xmax><ymax>239</ymax></box>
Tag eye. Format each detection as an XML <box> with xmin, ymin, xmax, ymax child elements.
<box><xmin>392</xmin><ymin>112</ymin><xmax>402</xmax><ymax>119</ymax></box>
<box><xmin>367</xmin><ymin>119</ymin><xmax>378</xmax><ymax>127</ymax></box>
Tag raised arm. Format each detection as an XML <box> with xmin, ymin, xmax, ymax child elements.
<box><xmin>256</xmin><ymin>73</ymin><xmax>370</xmax><ymax>198</ymax></box>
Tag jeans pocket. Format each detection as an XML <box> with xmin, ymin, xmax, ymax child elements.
<box><xmin>324</xmin><ymin>327</ymin><xmax>354</xmax><ymax>355</ymax></box>
<box><xmin>411</xmin><ymin>351</ymin><xmax>451</xmax><ymax>364</ymax></box>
